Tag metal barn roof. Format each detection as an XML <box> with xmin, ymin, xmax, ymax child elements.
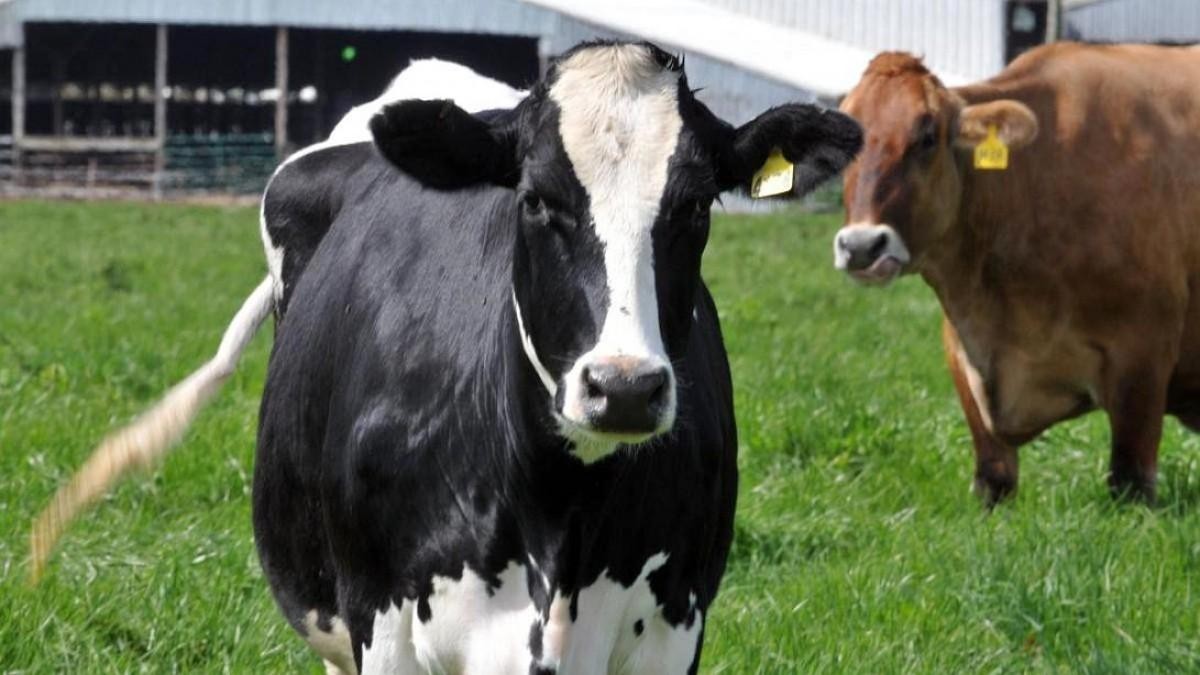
<box><xmin>0</xmin><ymin>0</ymin><xmax>561</xmax><ymax>48</ymax></box>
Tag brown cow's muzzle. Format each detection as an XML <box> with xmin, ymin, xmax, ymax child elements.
<box><xmin>833</xmin><ymin>223</ymin><xmax>911</xmax><ymax>286</ymax></box>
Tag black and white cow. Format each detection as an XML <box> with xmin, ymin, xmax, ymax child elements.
<box><xmin>255</xmin><ymin>41</ymin><xmax>861</xmax><ymax>674</ymax></box>
<box><xmin>28</xmin><ymin>58</ymin><xmax>528</xmax><ymax>583</ymax></box>
<box><xmin>31</xmin><ymin>41</ymin><xmax>861</xmax><ymax>674</ymax></box>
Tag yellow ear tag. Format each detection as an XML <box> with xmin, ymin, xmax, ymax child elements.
<box><xmin>750</xmin><ymin>148</ymin><xmax>794</xmax><ymax>198</ymax></box>
<box><xmin>974</xmin><ymin>124</ymin><xmax>1009</xmax><ymax>170</ymax></box>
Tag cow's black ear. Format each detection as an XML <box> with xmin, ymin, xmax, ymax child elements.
<box><xmin>370</xmin><ymin>99</ymin><xmax>519</xmax><ymax>189</ymax></box>
<box><xmin>717</xmin><ymin>104</ymin><xmax>863</xmax><ymax>196</ymax></box>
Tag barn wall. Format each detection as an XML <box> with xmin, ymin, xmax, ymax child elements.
<box><xmin>0</xmin><ymin>0</ymin><xmax>1010</xmax><ymax>124</ymax></box>
<box><xmin>3</xmin><ymin>0</ymin><xmax>835</xmax><ymax>127</ymax></box>
<box><xmin>692</xmin><ymin>0</ymin><xmax>1008</xmax><ymax>81</ymax></box>
<box><xmin>0</xmin><ymin>0</ymin><xmax>850</xmax><ymax>196</ymax></box>
<box><xmin>1064</xmin><ymin>0</ymin><xmax>1200</xmax><ymax>43</ymax></box>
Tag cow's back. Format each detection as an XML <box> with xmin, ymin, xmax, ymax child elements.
<box><xmin>960</xmin><ymin>43</ymin><xmax>1200</xmax><ymax>268</ymax></box>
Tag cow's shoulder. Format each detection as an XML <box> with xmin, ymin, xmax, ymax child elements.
<box><xmin>261</xmin><ymin>141</ymin><xmax>391</xmax><ymax>314</ymax></box>
<box><xmin>266</xmin><ymin>170</ymin><xmax>518</xmax><ymax>415</ymax></box>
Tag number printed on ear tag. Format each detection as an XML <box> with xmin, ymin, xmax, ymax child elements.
<box><xmin>750</xmin><ymin>148</ymin><xmax>794</xmax><ymax>198</ymax></box>
<box><xmin>974</xmin><ymin>124</ymin><xmax>1009</xmax><ymax>170</ymax></box>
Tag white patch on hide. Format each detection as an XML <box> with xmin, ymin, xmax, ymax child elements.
<box><xmin>302</xmin><ymin>610</ymin><xmax>356</xmax><ymax>675</ymax></box>
<box><xmin>353</xmin><ymin>553</ymin><xmax>702</xmax><ymax>674</ymax></box>
<box><xmin>548</xmin><ymin>43</ymin><xmax>683</xmax><ymax>457</ymax></box>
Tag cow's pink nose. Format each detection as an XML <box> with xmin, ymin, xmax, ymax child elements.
<box><xmin>578</xmin><ymin>357</ymin><xmax>670</xmax><ymax>434</ymax></box>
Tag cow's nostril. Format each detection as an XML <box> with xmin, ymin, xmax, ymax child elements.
<box><xmin>583</xmin><ymin>367</ymin><xmax>604</xmax><ymax>399</ymax></box>
<box><xmin>647</xmin><ymin>380</ymin><xmax>667</xmax><ymax>408</ymax></box>
<box><xmin>868</xmin><ymin>233</ymin><xmax>888</xmax><ymax>261</ymax></box>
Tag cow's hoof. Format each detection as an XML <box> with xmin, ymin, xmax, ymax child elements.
<box><xmin>973</xmin><ymin>473</ymin><xmax>1017</xmax><ymax>508</ymax></box>
<box><xmin>1107</xmin><ymin>473</ymin><xmax>1157</xmax><ymax>505</ymax></box>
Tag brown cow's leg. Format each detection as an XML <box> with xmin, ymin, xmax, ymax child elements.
<box><xmin>942</xmin><ymin>320</ymin><xmax>1018</xmax><ymax>506</ymax></box>
<box><xmin>1105</xmin><ymin>366</ymin><xmax>1168</xmax><ymax>503</ymax></box>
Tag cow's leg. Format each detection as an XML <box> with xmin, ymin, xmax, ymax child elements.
<box><xmin>943</xmin><ymin>320</ymin><xmax>1018</xmax><ymax>506</ymax></box>
<box><xmin>1103</xmin><ymin>363</ymin><xmax>1170</xmax><ymax>503</ymax></box>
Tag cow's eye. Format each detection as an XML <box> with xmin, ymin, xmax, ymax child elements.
<box><xmin>520</xmin><ymin>190</ymin><xmax>577</xmax><ymax>237</ymax></box>
<box><xmin>521</xmin><ymin>191</ymin><xmax>545</xmax><ymax>217</ymax></box>
<box><xmin>916</xmin><ymin>125</ymin><xmax>938</xmax><ymax>152</ymax></box>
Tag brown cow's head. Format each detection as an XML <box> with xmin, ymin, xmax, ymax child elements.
<box><xmin>834</xmin><ymin>53</ymin><xmax>1038</xmax><ymax>285</ymax></box>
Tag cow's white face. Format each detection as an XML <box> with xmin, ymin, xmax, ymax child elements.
<box><xmin>370</xmin><ymin>40</ymin><xmax>864</xmax><ymax>463</ymax></box>
<box><xmin>529</xmin><ymin>45</ymin><xmax>685</xmax><ymax>458</ymax></box>
<box><xmin>507</xmin><ymin>43</ymin><xmax>725</xmax><ymax>462</ymax></box>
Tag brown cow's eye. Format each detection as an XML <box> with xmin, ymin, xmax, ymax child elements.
<box><xmin>915</xmin><ymin>121</ymin><xmax>938</xmax><ymax>152</ymax></box>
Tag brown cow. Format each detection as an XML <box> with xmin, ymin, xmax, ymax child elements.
<box><xmin>835</xmin><ymin>43</ymin><xmax>1200</xmax><ymax>504</ymax></box>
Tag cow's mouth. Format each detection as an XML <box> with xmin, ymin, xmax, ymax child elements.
<box><xmin>849</xmin><ymin>255</ymin><xmax>903</xmax><ymax>286</ymax></box>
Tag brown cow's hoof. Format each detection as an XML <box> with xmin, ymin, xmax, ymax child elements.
<box><xmin>1107</xmin><ymin>473</ymin><xmax>1157</xmax><ymax>505</ymax></box>
<box><xmin>973</xmin><ymin>473</ymin><xmax>1017</xmax><ymax>508</ymax></box>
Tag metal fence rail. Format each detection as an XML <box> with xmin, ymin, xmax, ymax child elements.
<box><xmin>164</xmin><ymin>133</ymin><xmax>276</xmax><ymax>194</ymax></box>
<box><xmin>0</xmin><ymin>136</ymin><xmax>12</xmax><ymax>185</ymax></box>
<box><xmin>0</xmin><ymin>133</ymin><xmax>279</xmax><ymax>198</ymax></box>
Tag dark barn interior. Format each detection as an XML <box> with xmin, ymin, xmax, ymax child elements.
<box><xmin>286</xmin><ymin>29</ymin><xmax>538</xmax><ymax>144</ymax></box>
<box><xmin>23</xmin><ymin>23</ymin><xmax>156</xmax><ymax>137</ymax></box>
<box><xmin>1</xmin><ymin>49</ymin><xmax>12</xmax><ymax>136</ymax></box>
<box><xmin>165</xmin><ymin>25</ymin><xmax>275</xmax><ymax>138</ymax></box>
<box><xmin>3</xmin><ymin>21</ymin><xmax>538</xmax><ymax>195</ymax></box>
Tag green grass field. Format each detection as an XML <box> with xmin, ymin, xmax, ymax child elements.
<box><xmin>2</xmin><ymin>199</ymin><xmax>1199</xmax><ymax>673</ymax></box>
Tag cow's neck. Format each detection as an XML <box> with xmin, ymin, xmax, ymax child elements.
<box><xmin>920</xmin><ymin>238</ymin><xmax>994</xmax><ymax>371</ymax></box>
<box><xmin>503</xmin><ymin>299</ymin><xmax>634</xmax><ymax>543</ymax></box>
<box><xmin>912</xmin><ymin>78</ymin><xmax>1036</xmax><ymax>353</ymax></box>
<box><xmin>920</xmin><ymin>122</ymin><xmax>1053</xmax><ymax>372</ymax></box>
<box><xmin>501</xmin><ymin>305</ymin><xmax>675</xmax><ymax>600</ymax></box>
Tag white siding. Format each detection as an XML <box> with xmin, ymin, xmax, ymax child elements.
<box><xmin>695</xmin><ymin>0</ymin><xmax>1008</xmax><ymax>81</ymax></box>
<box><xmin>1065</xmin><ymin>0</ymin><xmax>1200</xmax><ymax>43</ymax></box>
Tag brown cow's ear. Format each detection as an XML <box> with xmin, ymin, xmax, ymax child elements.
<box><xmin>954</xmin><ymin>100</ymin><xmax>1038</xmax><ymax>149</ymax></box>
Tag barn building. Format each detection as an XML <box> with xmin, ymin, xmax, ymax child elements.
<box><xmin>0</xmin><ymin>0</ymin><xmax>1160</xmax><ymax>198</ymax></box>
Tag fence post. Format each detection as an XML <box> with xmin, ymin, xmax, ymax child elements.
<box><xmin>12</xmin><ymin>42</ymin><xmax>25</xmax><ymax>187</ymax></box>
<box><xmin>153</xmin><ymin>24</ymin><xmax>168</xmax><ymax>200</ymax></box>
<box><xmin>1045</xmin><ymin>0</ymin><xmax>1061</xmax><ymax>42</ymax></box>
<box><xmin>275</xmin><ymin>26</ymin><xmax>289</xmax><ymax>159</ymax></box>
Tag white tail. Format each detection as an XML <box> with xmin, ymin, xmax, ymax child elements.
<box><xmin>29</xmin><ymin>276</ymin><xmax>276</xmax><ymax>583</ymax></box>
